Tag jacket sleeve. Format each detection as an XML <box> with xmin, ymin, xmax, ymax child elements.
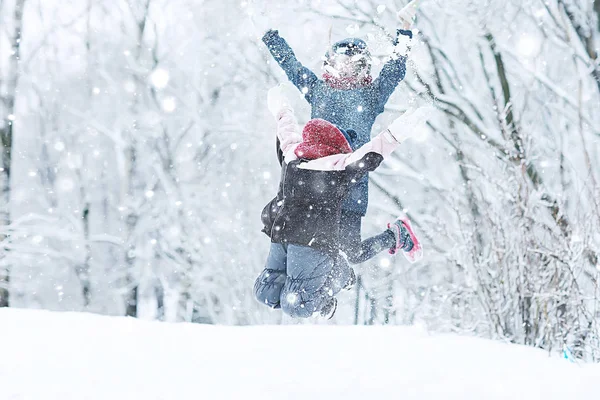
<box><xmin>341</xmin><ymin>130</ymin><xmax>400</xmax><ymax>170</ymax></box>
<box><xmin>372</xmin><ymin>29</ymin><xmax>413</xmax><ymax>112</ymax></box>
<box><xmin>342</xmin><ymin>131</ymin><xmax>400</xmax><ymax>181</ymax></box>
<box><xmin>275</xmin><ymin>107</ymin><xmax>302</xmax><ymax>161</ymax></box>
<box><xmin>298</xmin><ymin>129</ymin><xmax>400</xmax><ymax>173</ymax></box>
<box><xmin>262</xmin><ymin>30</ymin><xmax>320</xmax><ymax>103</ymax></box>
<box><xmin>343</xmin><ymin>152</ymin><xmax>384</xmax><ymax>182</ymax></box>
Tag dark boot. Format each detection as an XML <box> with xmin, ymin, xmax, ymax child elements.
<box><xmin>343</xmin><ymin>267</ymin><xmax>356</xmax><ymax>291</ymax></box>
<box><xmin>320</xmin><ymin>297</ymin><xmax>337</xmax><ymax>319</ymax></box>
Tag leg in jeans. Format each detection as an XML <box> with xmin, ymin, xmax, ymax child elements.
<box><xmin>340</xmin><ymin>210</ymin><xmax>396</xmax><ymax>264</ymax></box>
<box><xmin>254</xmin><ymin>243</ymin><xmax>288</xmax><ymax>309</ymax></box>
<box><xmin>280</xmin><ymin>245</ymin><xmax>349</xmax><ymax>318</ymax></box>
<box><xmin>339</xmin><ymin>210</ymin><xmax>362</xmax><ymax>260</ymax></box>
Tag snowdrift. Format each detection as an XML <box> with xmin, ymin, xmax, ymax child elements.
<box><xmin>1</xmin><ymin>309</ymin><xmax>598</xmax><ymax>399</ymax></box>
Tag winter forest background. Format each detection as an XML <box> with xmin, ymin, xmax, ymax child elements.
<box><xmin>0</xmin><ymin>0</ymin><xmax>599</xmax><ymax>360</ymax></box>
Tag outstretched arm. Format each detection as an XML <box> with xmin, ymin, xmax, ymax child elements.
<box><xmin>299</xmin><ymin>107</ymin><xmax>433</xmax><ymax>174</ymax></box>
<box><xmin>297</xmin><ymin>129</ymin><xmax>399</xmax><ymax>177</ymax></box>
<box><xmin>267</xmin><ymin>84</ymin><xmax>302</xmax><ymax>163</ymax></box>
<box><xmin>373</xmin><ymin>29</ymin><xmax>413</xmax><ymax>113</ymax></box>
<box><xmin>299</xmin><ymin>130</ymin><xmax>401</xmax><ymax>173</ymax></box>
<box><xmin>262</xmin><ymin>30</ymin><xmax>320</xmax><ymax>104</ymax></box>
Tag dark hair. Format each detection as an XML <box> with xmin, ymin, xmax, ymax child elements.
<box><xmin>276</xmin><ymin>136</ymin><xmax>284</xmax><ymax>166</ymax></box>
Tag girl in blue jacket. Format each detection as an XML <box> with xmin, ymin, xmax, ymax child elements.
<box><xmin>254</xmin><ymin>2</ymin><xmax>420</xmax><ymax>264</ymax></box>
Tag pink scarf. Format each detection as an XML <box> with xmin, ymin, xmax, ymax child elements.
<box><xmin>322</xmin><ymin>73</ymin><xmax>373</xmax><ymax>90</ymax></box>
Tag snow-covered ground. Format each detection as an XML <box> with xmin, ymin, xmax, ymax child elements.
<box><xmin>1</xmin><ymin>309</ymin><xmax>598</xmax><ymax>400</ymax></box>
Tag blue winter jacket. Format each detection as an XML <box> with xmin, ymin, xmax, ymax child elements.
<box><xmin>262</xmin><ymin>29</ymin><xmax>411</xmax><ymax>216</ymax></box>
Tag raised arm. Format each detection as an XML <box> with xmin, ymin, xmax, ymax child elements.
<box><xmin>275</xmin><ymin>107</ymin><xmax>302</xmax><ymax>158</ymax></box>
<box><xmin>373</xmin><ymin>29</ymin><xmax>413</xmax><ymax>113</ymax></box>
<box><xmin>262</xmin><ymin>30</ymin><xmax>320</xmax><ymax>103</ymax></box>
<box><xmin>267</xmin><ymin>84</ymin><xmax>302</xmax><ymax>160</ymax></box>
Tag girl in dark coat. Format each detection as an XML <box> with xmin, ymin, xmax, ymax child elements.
<box><xmin>254</xmin><ymin>86</ymin><xmax>430</xmax><ymax>319</ymax></box>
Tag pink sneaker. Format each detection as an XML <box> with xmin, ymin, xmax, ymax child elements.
<box><xmin>387</xmin><ymin>214</ymin><xmax>423</xmax><ymax>263</ymax></box>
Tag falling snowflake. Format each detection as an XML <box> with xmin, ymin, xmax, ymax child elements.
<box><xmin>346</xmin><ymin>24</ymin><xmax>359</xmax><ymax>35</ymax></box>
<box><xmin>57</xmin><ymin>177</ymin><xmax>75</xmax><ymax>192</ymax></box>
<box><xmin>124</xmin><ymin>80</ymin><xmax>136</xmax><ymax>93</ymax></box>
<box><xmin>162</xmin><ymin>97</ymin><xmax>176</xmax><ymax>113</ymax></box>
<box><xmin>150</xmin><ymin>68</ymin><xmax>170</xmax><ymax>89</ymax></box>
<box><xmin>516</xmin><ymin>34</ymin><xmax>541</xmax><ymax>57</ymax></box>
<box><xmin>168</xmin><ymin>226</ymin><xmax>181</xmax><ymax>238</ymax></box>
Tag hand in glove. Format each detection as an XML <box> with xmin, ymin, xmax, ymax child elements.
<box><xmin>387</xmin><ymin>106</ymin><xmax>435</xmax><ymax>143</ymax></box>
<box><xmin>397</xmin><ymin>0</ymin><xmax>420</xmax><ymax>29</ymax></box>
<box><xmin>394</xmin><ymin>31</ymin><xmax>413</xmax><ymax>57</ymax></box>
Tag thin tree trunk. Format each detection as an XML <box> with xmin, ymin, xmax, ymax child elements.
<box><xmin>75</xmin><ymin>1</ymin><xmax>94</xmax><ymax>308</ymax></box>
<box><xmin>0</xmin><ymin>0</ymin><xmax>26</xmax><ymax>307</ymax></box>
<box><xmin>124</xmin><ymin>0</ymin><xmax>152</xmax><ymax>317</ymax></box>
<box><xmin>354</xmin><ymin>275</ymin><xmax>361</xmax><ymax>325</ymax></box>
<box><xmin>559</xmin><ymin>0</ymin><xmax>600</xmax><ymax>94</ymax></box>
<box><xmin>155</xmin><ymin>280</ymin><xmax>164</xmax><ymax>320</ymax></box>
<box><xmin>175</xmin><ymin>247</ymin><xmax>193</xmax><ymax>322</ymax></box>
<box><xmin>124</xmin><ymin>142</ymin><xmax>139</xmax><ymax>317</ymax></box>
<box><xmin>76</xmin><ymin>197</ymin><xmax>92</xmax><ymax>307</ymax></box>
<box><xmin>125</xmin><ymin>285</ymin><xmax>138</xmax><ymax>317</ymax></box>
<box><xmin>383</xmin><ymin>274</ymin><xmax>395</xmax><ymax>325</ymax></box>
<box><xmin>595</xmin><ymin>1</ymin><xmax>600</xmax><ymax>30</ymax></box>
<box><xmin>368</xmin><ymin>296</ymin><xmax>377</xmax><ymax>325</ymax></box>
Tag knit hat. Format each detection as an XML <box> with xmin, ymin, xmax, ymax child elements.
<box><xmin>323</xmin><ymin>37</ymin><xmax>372</xmax><ymax>85</ymax></box>
<box><xmin>294</xmin><ymin>119</ymin><xmax>353</xmax><ymax>160</ymax></box>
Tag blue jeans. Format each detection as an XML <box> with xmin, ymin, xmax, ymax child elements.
<box><xmin>254</xmin><ymin>243</ymin><xmax>352</xmax><ymax>318</ymax></box>
<box><xmin>340</xmin><ymin>210</ymin><xmax>395</xmax><ymax>264</ymax></box>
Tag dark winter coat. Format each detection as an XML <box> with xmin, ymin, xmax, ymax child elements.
<box><xmin>261</xmin><ymin>154</ymin><xmax>383</xmax><ymax>255</ymax></box>
<box><xmin>261</xmin><ymin>112</ymin><xmax>401</xmax><ymax>255</ymax></box>
<box><xmin>262</xmin><ymin>29</ymin><xmax>411</xmax><ymax>216</ymax></box>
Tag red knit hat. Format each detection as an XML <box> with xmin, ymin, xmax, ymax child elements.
<box><xmin>294</xmin><ymin>119</ymin><xmax>353</xmax><ymax>160</ymax></box>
